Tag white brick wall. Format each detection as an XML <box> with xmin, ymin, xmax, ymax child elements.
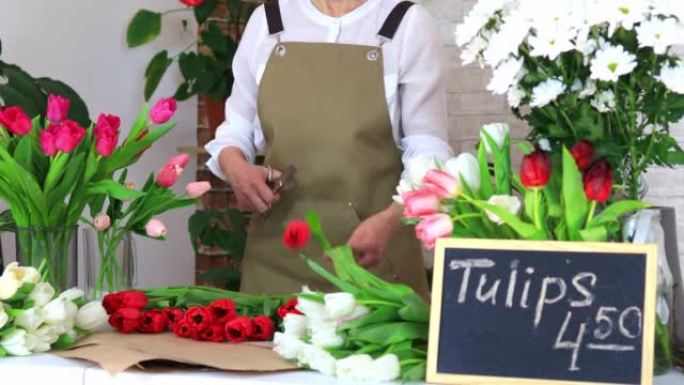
<box><xmin>422</xmin><ymin>0</ymin><xmax>684</xmax><ymax>258</ymax></box>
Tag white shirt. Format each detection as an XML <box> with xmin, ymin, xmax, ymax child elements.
<box><xmin>205</xmin><ymin>0</ymin><xmax>453</xmax><ymax>179</ymax></box>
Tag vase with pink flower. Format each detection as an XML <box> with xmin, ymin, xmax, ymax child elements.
<box><xmin>0</xmin><ymin>94</ymin><xmax>190</xmax><ymax>293</ymax></box>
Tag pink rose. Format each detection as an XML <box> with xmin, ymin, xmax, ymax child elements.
<box><xmin>145</xmin><ymin>219</ymin><xmax>167</xmax><ymax>238</ymax></box>
<box><xmin>423</xmin><ymin>169</ymin><xmax>460</xmax><ymax>199</ymax></box>
<box><xmin>94</xmin><ymin>213</ymin><xmax>111</xmax><ymax>232</ymax></box>
<box><xmin>155</xmin><ymin>153</ymin><xmax>190</xmax><ymax>187</ymax></box>
<box><xmin>149</xmin><ymin>97</ymin><xmax>177</xmax><ymax>124</ymax></box>
<box><xmin>401</xmin><ymin>189</ymin><xmax>440</xmax><ymax>218</ymax></box>
<box><xmin>415</xmin><ymin>214</ymin><xmax>453</xmax><ymax>250</ymax></box>
<box><xmin>46</xmin><ymin>94</ymin><xmax>70</xmax><ymax>123</ymax></box>
<box><xmin>185</xmin><ymin>181</ymin><xmax>211</xmax><ymax>198</ymax></box>
<box><xmin>0</xmin><ymin>106</ymin><xmax>32</xmax><ymax>136</ymax></box>
<box><xmin>94</xmin><ymin>113</ymin><xmax>121</xmax><ymax>137</ymax></box>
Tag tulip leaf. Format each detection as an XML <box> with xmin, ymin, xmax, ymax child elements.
<box><xmin>86</xmin><ymin>180</ymin><xmax>143</xmax><ymax>200</ymax></box>
<box><xmin>47</xmin><ymin>153</ymin><xmax>85</xmax><ymax>208</ymax></box>
<box><xmin>306</xmin><ymin>211</ymin><xmax>332</xmax><ymax>251</ymax></box>
<box><xmin>301</xmin><ymin>256</ymin><xmax>360</xmax><ymax>295</ymax></box>
<box><xmin>482</xmin><ymin>129</ymin><xmax>512</xmax><ymax>195</ymax></box>
<box><xmin>402</xmin><ymin>361</ymin><xmax>427</xmax><ymax>381</ymax></box>
<box><xmin>43</xmin><ymin>152</ymin><xmax>70</xmax><ymax>193</ymax></box>
<box><xmin>194</xmin><ymin>0</ymin><xmax>219</xmax><ymax>24</ymax></box>
<box><xmin>349</xmin><ymin>322</ymin><xmax>428</xmax><ymax>345</ymax></box>
<box><xmin>579</xmin><ymin>226</ymin><xmax>608</xmax><ymax>242</ymax></box>
<box><xmin>127</xmin><ymin>10</ymin><xmax>162</xmax><ymax>48</ymax></box>
<box><xmin>0</xmin><ymin>347</ymin><xmax>6</xmax><ymax>358</ymax></box>
<box><xmin>144</xmin><ymin>50</ymin><xmax>173</xmax><ymax>101</ymax></box>
<box><xmin>562</xmin><ymin>147</ymin><xmax>588</xmax><ymax>241</ymax></box>
<box><xmin>14</xmin><ymin>135</ymin><xmax>33</xmax><ymax>174</ymax></box>
<box><xmin>338</xmin><ymin>306</ymin><xmax>400</xmax><ymax>331</ymax></box>
<box><xmin>470</xmin><ymin>200</ymin><xmax>546</xmax><ymax>240</ymax></box>
<box><xmin>0</xmin><ymin>326</ymin><xmax>17</xmax><ymax>338</ymax></box>
<box><xmin>477</xmin><ymin>141</ymin><xmax>494</xmax><ymax>199</ymax></box>
<box><xmin>398</xmin><ymin>295</ymin><xmax>430</xmax><ymax>323</ymax></box>
<box><xmin>590</xmin><ymin>200</ymin><xmax>651</xmax><ymax>227</ymax></box>
<box><xmin>52</xmin><ymin>333</ymin><xmax>78</xmax><ymax>350</ymax></box>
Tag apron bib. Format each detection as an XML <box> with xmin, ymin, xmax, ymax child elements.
<box><xmin>240</xmin><ymin>0</ymin><xmax>428</xmax><ymax>298</ymax></box>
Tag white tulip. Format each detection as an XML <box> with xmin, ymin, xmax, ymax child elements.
<box><xmin>371</xmin><ymin>354</ymin><xmax>401</xmax><ymax>382</ymax></box>
<box><xmin>406</xmin><ymin>155</ymin><xmax>439</xmax><ymax>186</ymax></box>
<box><xmin>29</xmin><ymin>282</ymin><xmax>56</xmax><ymax>307</ymax></box>
<box><xmin>43</xmin><ymin>297</ymin><xmax>78</xmax><ymax>325</ymax></box>
<box><xmin>486</xmin><ymin>195</ymin><xmax>522</xmax><ymax>225</ymax></box>
<box><xmin>481</xmin><ymin>123</ymin><xmax>509</xmax><ymax>154</ymax></box>
<box><xmin>323</xmin><ymin>292</ymin><xmax>356</xmax><ymax>321</ymax></box>
<box><xmin>392</xmin><ymin>179</ymin><xmax>413</xmax><ymax>204</ymax></box>
<box><xmin>75</xmin><ymin>301</ymin><xmax>108</xmax><ymax>332</ymax></box>
<box><xmin>58</xmin><ymin>288</ymin><xmax>85</xmax><ymax>302</ymax></box>
<box><xmin>0</xmin><ymin>329</ymin><xmax>36</xmax><ymax>356</ymax></box>
<box><xmin>2</xmin><ymin>262</ymin><xmax>40</xmax><ymax>284</ymax></box>
<box><xmin>273</xmin><ymin>332</ymin><xmax>305</xmax><ymax>360</ymax></box>
<box><xmin>28</xmin><ymin>328</ymin><xmax>53</xmax><ymax>353</ymax></box>
<box><xmin>0</xmin><ymin>307</ymin><xmax>8</xmax><ymax>330</ymax></box>
<box><xmin>34</xmin><ymin>325</ymin><xmax>60</xmax><ymax>345</ymax></box>
<box><xmin>335</xmin><ymin>354</ymin><xmax>375</xmax><ymax>381</ymax></box>
<box><xmin>309</xmin><ymin>319</ymin><xmax>344</xmax><ymax>348</ymax></box>
<box><xmin>0</xmin><ymin>275</ymin><xmax>21</xmax><ymax>300</ymax></box>
<box><xmin>296</xmin><ymin>297</ymin><xmax>327</xmax><ymax>321</ymax></box>
<box><xmin>297</xmin><ymin>343</ymin><xmax>336</xmax><ymax>376</ymax></box>
<box><xmin>14</xmin><ymin>307</ymin><xmax>45</xmax><ymax>332</ymax></box>
<box><xmin>338</xmin><ymin>305</ymin><xmax>370</xmax><ymax>324</ymax></box>
<box><xmin>282</xmin><ymin>314</ymin><xmax>308</xmax><ymax>337</ymax></box>
<box><xmin>445</xmin><ymin>153</ymin><xmax>481</xmax><ymax>190</ymax></box>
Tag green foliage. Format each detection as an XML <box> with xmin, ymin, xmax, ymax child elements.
<box><xmin>126</xmin><ymin>10</ymin><xmax>162</xmax><ymax>48</ymax></box>
<box><xmin>144</xmin><ymin>51</ymin><xmax>173</xmax><ymax>101</ymax></box>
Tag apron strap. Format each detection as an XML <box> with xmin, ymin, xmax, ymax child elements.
<box><xmin>378</xmin><ymin>1</ymin><xmax>415</xmax><ymax>40</ymax></box>
<box><xmin>264</xmin><ymin>0</ymin><xmax>284</xmax><ymax>35</ymax></box>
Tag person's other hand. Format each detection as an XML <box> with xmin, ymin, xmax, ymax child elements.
<box><xmin>347</xmin><ymin>206</ymin><xmax>401</xmax><ymax>268</ymax></box>
<box><xmin>219</xmin><ymin>148</ymin><xmax>280</xmax><ymax>213</ymax></box>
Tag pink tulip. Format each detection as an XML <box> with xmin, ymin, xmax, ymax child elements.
<box><xmin>415</xmin><ymin>214</ymin><xmax>453</xmax><ymax>250</ymax></box>
<box><xmin>145</xmin><ymin>219</ymin><xmax>167</xmax><ymax>238</ymax></box>
<box><xmin>167</xmin><ymin>153</ymin><xmax>190</xmax><ymax>169</ymax></box>
<box><xmin>46</xmin><ymin>94</ymin><xmax>70</xmax><ymax>123</ymax></box>
<box><xmin>94</xmin><ymin>113</ymin><xmax>121</xmax><ymax>137</ymax></box>
<box><xmin>402</xmin><ymin>189</ymin><xmax>440</xmax><ymax>218</ymax></box>
<box><xmin>0</xmin><ymin>106</ymin><xmax>32</xmax><ymax>136</ymax></box>
<box><xmin>40</xmin><ymin>120</ymin><xmax>86</xmax><ymax>156</ymax></box>
<box><xmin>39</xmin><ymin>130</ymin><xmax>58</xmax><ymax>156</ymax></box>
<box><xmin>94</xmin><ymin>213</ymin><xmax>111</xmax><ymax>232</ymax></box>
<box><xmin>155</xmin><ymin>153</ymin><xmax>190</xmax><ymax>187</ymax></box>
<box><xmin>423</xmin><ymin>169</ymin><xmax>460</xmax><ymax>199</ymax></box>
<box><xmin>149</xmin><ymin>97</ymin><xmax>177</xmax><ymax>124</ymax></box>
<box><xmin>95</xmin><ymin>130</ymin><xmax>118</xmax><ymax>157</ymax></box>
<box><xmin>185</xmin><ymin>181</ymin><xmax>211</xmax><ymax>198</ymax></box>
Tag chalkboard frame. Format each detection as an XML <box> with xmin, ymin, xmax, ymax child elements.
<box><xmin>426</xmin><ymin>238</ymin><xmax>658</xmax><ymax>385</ymax></box>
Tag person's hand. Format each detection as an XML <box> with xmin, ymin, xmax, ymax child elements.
<box><xmin>347</xmin><ymin>205</ymin><xmax>402</xmax><ymax>268</ymax></box>
<box><xmin>219</xmin><ymin>148</ymin><xmax>280</xmax><ymax>213</ymax></box>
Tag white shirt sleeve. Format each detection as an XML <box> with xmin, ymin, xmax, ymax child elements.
<box><xmin>204</xmin><ymin>6</ymin><xmax>266</xmax><ymax>180</ymax></box>
<box><xmin>397</xmin><ymin>6</ymin><xmax>454</xmax><ymax>178</ymax></box>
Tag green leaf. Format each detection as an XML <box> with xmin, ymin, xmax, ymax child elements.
<box><xmin>201</xmin><ymin>267</ymin><xmax>241</xmax><ymax>290</ymax></box>
<box><xmin>86</xmin><ymin>180</ymin><xmax>143</xmax><ymax>200</ymax></box>
<box><xmin>127</xmin><ymin>10</ymin><xmax>162</xmax><ymax>48</ymax></box>
<box><xmin>398</xmin><ymin>295</ymin><xmax>430</xmax><ymax>323</ymax></box>
<box><xmin>402</xmin><ymin>361</ymin><xmax>427</xmax><ymax>381</ymax></box>
<box><xmin>470</xmin><ymin>200</ymin><xmax>547</xmax><ymax>240</ymax></box>
<box><xmin>579</xmin><ymin>226</ymin><xmax>608</xmax><ymax>242</ymax></box>
<box><xmin>302</xmin><ymin>256</ymin><xmax>360</xmax><ymax>295</ymax></box>
<box><xmin>194</xmin><ymin>0</ymin><xmax>219</xmax><ymax>24</ymax></box>
<box><xmin>52</xmin><ymin>333</ymin><xmax>78</xmax><ymax>350</ymax></box>
<box><xmin>477</xmin><ymin>141</ymin><xmax>494</xmax><ymax>199</ymax></box>
<box><xmin>590</xmin><ymin>200</ymin><xmax>651</xmax><ymax>227</ymax></box>
<box><xmin>306</xmin><ymin>211</ymin><xmax>331</xmax><ymax>251</ymax></box>
<box><xmin>179</xmin><ymin>51</ymin><xmax>202</xmax><ymax>80</ymax></box>
<box><xmin>666</xmin><ymin>150</ymin><xmax>684</xmax><ymax>164</ymax></box>
<box><xmin>482</xmin><ymin>130</ymin><xmax>511</xmax><ymax>195</ymax></box>
<box><xmin>202</xmin><ymin>22</ymin><xmax>229</xmax><ymax>56</ymax></box>
<box><xmin>561</xmin><ymin>147</ymin><xmax>588</xmax><ymax>241</ymax></box>
<box><xmin>349</xmin><ymin>322</ymin><xmax>429</xmax><ymax>345</ymax></box>
<box><xmin>0</xmin><ymin>62</ymin><xmax>46</xmax><ymax>118</ymax></box>
<box><xmin>14</xmin><ymin>135</ymin><xmax>33</xmax><ymax>173</ymax></box>
<box><xmin>144</xmin><ymin>50</ymin><xmax>173</xmax><ymax>101</ymax></box>
<box><xmin>338</xmin><ymin>307</ymin><xmax>400</xmax><ymax>331</ymax></box>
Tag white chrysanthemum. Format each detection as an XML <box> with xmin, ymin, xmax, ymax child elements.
<box><xmin>591</xmin><ymin>90</ymin><xmax>617</xmax><ymax>112</ymax></box>
<box><xmin>460</xmin><ymin>35</ymin><xmax>488</xmax><ymax>66</ymax></box>
<box><xmin>636</xmin><ymin>18</ymin><xmax>684</xmax><ymax>54</ymax></box>
<box><xmin>530</xmin><ymin>78</ymin><xmax>566</xmax><ymax>107</ymax></box>
<box><xmin>487</xmin><ymin>57</ymin><xmax>525</xmax><ymax>94</ymax></box>
<box><xmin>579</xmin><ymin>80</ymin><xmax>598</xmax><ymax>98</ymax></box>
<box><xmin>657</xmin><ymin>62</ymin><xmax>684</xmax><ymax>94</ymax></box>
<box><xmin>571</xmin><ymin>79</ymin><xmax>583</xmax><ymax>92</ymax></box>
<box><xmin>507</xmin><ymin>86</ymin><xmax>525</xmax><ymax>108</ymax></box>
<box><xmin>483</xmin><ymin>12</ymin><xmax>531</xmax><ymax>66</ymax></box>
<box><xmin>575</xmin><ymin>28</ymin><xmax>599</xmax><ymax>65</ymax></box>
<box><xmin>590</xmin><ymin>44</ymin><xmax>637</xmax><ymax>82</ymax></box>
<box><xmin>649</xmin><ymin>0</ymin><xmax>684</xmax><ymax>21</ymax></box>
<box><xmin>455</xmin><ymin>13</ymin><xmax>490</xmax><ymax>47</ymax></box>
<box><xmin>519</xmin><ymin>0</ymin><xmax>575</xmax><ymax>26</ymax></box>
<box><xmin>592</xmin><ymin>0</ymin><xmax>649</xmax><ymax>33</ymax></box>
<box><xmin>529</xmin><ymin>23</ymin><xmax>575</xmax><ymax>60</ymax></box>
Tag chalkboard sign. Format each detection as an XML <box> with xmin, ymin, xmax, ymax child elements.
<box><xmin>426</xmin><ymin>239</ymin><xmax>658</xmax><ymax>385</ymax></box>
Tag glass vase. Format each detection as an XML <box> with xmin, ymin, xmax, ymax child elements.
<box><xmin>83</xmin><ymin>228</ymin><xmax>137</xmax><ymax>300</ymax></box>
<box><xmin>15</xmin><ymin>226</ymin><xmax>78</xmax><ymax>293</ymax></box>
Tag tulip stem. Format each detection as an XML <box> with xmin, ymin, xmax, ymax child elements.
<box><xmin>533</xmin><ymin>188</ymin><xmax>543</xmax><ymax>231</ymax></box>
<box><xmin>357</xmin><ymin>300</ymin><xmax>402</xmax><ymax>308</ymax></box>
<box><xmin>585</xmin><ymin>200</ymin><xmax>597</xmax><ymax>229</ymax></box>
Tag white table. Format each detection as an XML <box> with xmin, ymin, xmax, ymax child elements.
<box><xmin>0</xmin><ymin>354</ymin><xmax>682</xmax><ymax>385</ymax></box>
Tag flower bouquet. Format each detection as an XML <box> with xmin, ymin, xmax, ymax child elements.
<box><xmin>456</xmin><ymin>0</ymin><xmax>684</xmax><ymax>199</ymax></box>
<box><xmin>0</xmin><ymin>263</ymin><xmax>107</xmax><ymax>357</ymax></box>
<box><xmin>0</xmin><ymin>95</ymin><xmax>187</xmax><ymax>293</ymax></box>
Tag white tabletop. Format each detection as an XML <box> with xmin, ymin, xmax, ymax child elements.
<box><xmin>0</xmin><ymin>354</ymin><xmax>682</xmax><ymax>385</ymax></box>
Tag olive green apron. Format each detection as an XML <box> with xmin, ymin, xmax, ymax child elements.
<box><xmin>240</xmin><ymin>0</ymin><xmax>428</xmax><ymax>298</ymax></box>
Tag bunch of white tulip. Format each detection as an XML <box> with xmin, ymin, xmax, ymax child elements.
<box><xmin>0</xmin><ymin>263</ymin><xmax>108</xmax><ymax>356</ymax></box>
<box><xmin>273</xmin><ymin>289</ymin><xmax>402</xmax><ymax>382</ymax></box>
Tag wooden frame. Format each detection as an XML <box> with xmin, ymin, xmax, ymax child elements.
<box><xmin>426</xmin><ymin>238</ymin><xmax>658</xmax><ymax>385</ymax></box>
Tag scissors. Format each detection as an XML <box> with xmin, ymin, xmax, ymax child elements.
<box><xmin>268</xmin><ymin>164</ymin><xmax>298</xmax><ymax>194</ymax></box>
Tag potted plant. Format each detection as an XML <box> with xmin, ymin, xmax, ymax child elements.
<box><xmin>126</xmin><ymin>0</ymin><xmax>259</xmax><ymax>133</ymax></box>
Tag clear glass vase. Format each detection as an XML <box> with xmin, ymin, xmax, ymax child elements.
<box><xmin>15</xmin><ymin>226</ymin><xmax>78</xmax><ymax>293</ymax></box>
<box><xmin>83</xmin><ymin>228</ymin><xmax>137</xmax><ymax>300</ymax></box>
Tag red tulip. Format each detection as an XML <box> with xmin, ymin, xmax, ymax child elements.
<box><xmin>109</xmin><ymin>307</ymin><xmax>142</xmax><ymax>333</ymax></box>
<box><xmin>46</xmin><ymin>94</ymin><xmax>70</xmax><ymax>123</ymax></box>
<box><xmin>173</xmin><ymin>319</ymin><xmax>197</xmax><ymax>339</ymax></box>
<box><xmin>570</xmin><ymin>140</ymin><xmax>596</xmax><ymax>171</ymax></box>
<box><xmin>149</xmin><ymin>97</ymin><xmax>177</xmax><ymax>124</ymax></box>
<box><xmin>208</xmin><ymin>298</ymin><xmax>237</xmax><ymax>325</ymax></box>
<box><xmin>138</xmin><ymin>309</ymin><xmax>168</xmax><ymax>333</ymax></box>
<box><xmin>277</xmin><ymin>299</ymin><xmax>302</xmax><ymax>319</ymax></box>
<box><xmin>0</xmin><ymin>106</ymin><xmax>32</xmax><ymax>136</ymax></box>
<box><xmin>184</xmin><ymin>306</ymin><xmax>214</xmax><ymax>333</ymax></box>
<box><xmin>415</xmin><ymin>213</ymin><xmax>453</xmax><ymax>250</ymax></box>
<box><xmin>251</xmin><ymin>315</ymin><xmax>275</xmax><ymax>341</ymax></box>
<box><xmin>201</xmin><ymin>324</ymin><xmax>226</xmax><ymax>342</ymax></box>
<box><xmin>180</xmin><ymin>0</ymin><xmax>204</xmax><ymax>6</ymax></box>
<box><xmin>225</xmin><ymin>316</ymin><xmax>254</xmax><ymax>343</ymax></box>
<box><xmin>520</xmin><ymin>149</ymin><xmax>552</xmax><ymax>188</ymax></box>
<box><xmin>583</xmin><ymin>160</ymin><xmax>613</xmax><ymax>203</ymax></box>
<box><xmin>402</xmin><ymin>188</ymin><xmax>440</xmax><ymax>219</ymax></box>
<box><xmin>423</xmin><ymin>169</ymin><xmax>460</xmax><ymax>199</ymax></box>
<box><xmin>164</xmin><ymin>307</ymin><xmax>185</xmax><ymax>330</ymax></box>
<box><xmin>283</xmin><ymin>220</ymin><xmax>311</xmax><ymax>251</ymax></box>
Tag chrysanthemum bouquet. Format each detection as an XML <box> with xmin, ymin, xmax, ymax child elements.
<box><xmin>456</xmin><ymin>0</ymin><xmax>684</xmax><ymax>199</ymax></box>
